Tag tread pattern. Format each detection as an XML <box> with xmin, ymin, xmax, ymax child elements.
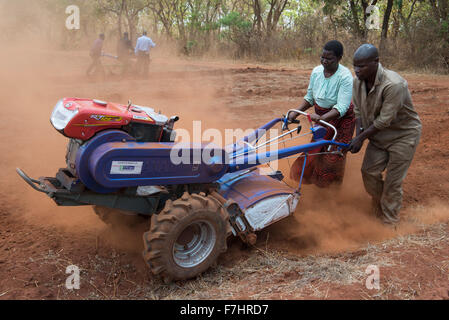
<box><xmin>142</xmin><ymin>192</ymin><xmax>231</xmax><ymax>282</ymax></box>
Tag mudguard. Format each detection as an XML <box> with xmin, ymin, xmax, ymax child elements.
<box><xmin>218</xmin><ymin>169</ymin><xmax>299</xmax><ymax>231</ymax></box>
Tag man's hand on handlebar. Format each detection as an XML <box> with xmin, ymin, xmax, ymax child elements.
<box><xmin>348</xmin><ymin>124</ymin><xmax>379</xmax><ymax>154</ymax></box>
<box><xmin>348</xmin><ymin>136</ymin><xmax>364</xmax><ymax>154</ymax></box>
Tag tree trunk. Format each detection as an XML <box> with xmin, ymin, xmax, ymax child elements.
<box><xmin>349</xmin><ymin>0</ymin><xmax>364</xmax><ymax>40</ymax></box>
<box><xmin>118</xmin><ymin>0</ymin><xmax>125</xmax><ymax>38</ymax></box>
<box><xmin>392</xmin><ymin>2</ymin><xmax>401</xmax><ymax>40</ymax></box>
<box><xmin>380</xmin><ymin>0</ymin><xmax>394</xmax><ymax>53</ymax></box>
<box><xmin>266</xmin><ymin>1</ymin><xmax>274</xmax><ymax>36</ymax></box>
<box><xmin>269</xmin><ymin>0</ymin><xmax>289</xmax><ymax>36</ymax></box>
<box><xmin>118</xmin><ymin>13</ymin><xmax>122</xmax><ymax>38</ymax></box>
<box><xmin>253</xmin><ymin>0</ymin><xmax>263</xmax><ymax>37</ymax></box>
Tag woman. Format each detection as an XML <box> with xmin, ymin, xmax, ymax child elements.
<box><xmin>288</xmin><ymin>40</ymin><xmax>355</xmax><ymax>188</ymax></box>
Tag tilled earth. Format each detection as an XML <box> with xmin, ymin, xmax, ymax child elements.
<box><xmin>0</xmin><ymin>48</ymin><xmax>448</xmax><ymax>300</ymax></box>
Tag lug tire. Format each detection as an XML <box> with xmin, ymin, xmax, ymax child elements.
<box><xmin>142</xmin><ymin>192</ymin><xmax>231</xmax><ymax>282</ymax></box>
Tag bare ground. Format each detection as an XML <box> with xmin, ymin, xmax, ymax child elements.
<box><xmin>0</xmin><ymin>48</ymin><xmax>448</xmax><ymax>300</ymax></box>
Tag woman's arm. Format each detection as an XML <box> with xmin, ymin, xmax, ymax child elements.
<box><xmin>288</xmin><ymin>99</ymin><xmax>312</xmax><ymax>121</ymax></box>
<box><xmin>311</xmin><ymin>108</ymin><xmax>340</xmax><ymax>123</ymax></box>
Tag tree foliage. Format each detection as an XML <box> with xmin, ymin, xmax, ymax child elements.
<box><xmin>1</xmin><ymin>0</ymin><xmax>447</xmax><ymax>70</ymax></box>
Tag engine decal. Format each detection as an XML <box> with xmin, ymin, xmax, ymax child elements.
<box><xmin>73</xmin><ymin>123</ymin><xmax>121</xmax><ymax>127</ymax></box>
<box><xmin>110</xmin><ymin>161</ymin><xmax>143</xmax><ymax>175</ymax></box>
<box><xmin>132</xmin><ymin>114</ymin><xmax>152</xmax><ymax>121</ymax></box>
<box><xmin>90</xmin><ymin>115</ymin><xmax>122</xmax><ymax>121</ymax></box>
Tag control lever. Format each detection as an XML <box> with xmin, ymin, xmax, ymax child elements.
<box><xmin>281</xmin><ymin>115</ymin><xmax>300</xmax><ymax>131</ymax></box>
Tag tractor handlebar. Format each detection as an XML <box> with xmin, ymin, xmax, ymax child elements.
<box><xmin>286</xmin><ymin>109</ymin><xmax>338</xmax><ymax>142</ymax></box>
<box><xmin>285</xmin><ymin>109</ymin><xmax>338</xmax><ymax>151</ymax></box>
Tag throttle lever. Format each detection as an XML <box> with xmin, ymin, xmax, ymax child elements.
<box><xmin>282</xmin><ymin>115</ymin><xmax>289</xmax><ymax>131</ymax></box>
<box><xmin>282</xmin><ymin>115</ymin><xmax>300</xmax><ymax>131</ymax></box>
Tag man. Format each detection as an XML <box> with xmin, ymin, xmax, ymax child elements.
<box><xmin>348</xmin><ymin>44</ymin><xmax>422</xmax><ymax>225</ymax></box>
<box><xmin>134</xmin><ymin>31</ymin><xmax>156</xmax><ymax>78</ymax></box>
<box><xmin>86</xmin><ymin>33</ymin><xmax>105</xmax><ymax>77</ymax></box>
<box><xmin>117</xmin><ymin>32</ymin><xmax>133</xmax><ymax>76</ymax></box>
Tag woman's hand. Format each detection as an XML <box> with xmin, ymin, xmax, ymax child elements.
<box><xmin>310</xmin><ymin>114</ymin><xmax>321</xmax><ymax>123</ymax></box>
<box><xmin>288</xmin><ymin>111</ymin><xmax>299</xmax><ymax>122</ymax></box>
<box><xmin>288</xmin><ymin>99</ymin><xmax>312</xmax><ymax>122</ymax></box>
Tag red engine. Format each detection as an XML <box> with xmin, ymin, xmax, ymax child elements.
<box><xmin>50</xmin><ymin>98</ymin><xmax>177</xmax><ymax>142</ymax></box>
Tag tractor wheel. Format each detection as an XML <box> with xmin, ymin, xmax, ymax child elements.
<box><xmin>93</xmin><ymin>206</ymin><xmax>148</xmax><ymax>228</ymax></box>
<box><xmin>142</xmin><ymin>192</ymin><xmax>231</xmax><ymax>282</ymax></box>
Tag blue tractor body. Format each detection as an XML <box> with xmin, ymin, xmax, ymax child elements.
<box><xmin>16</xmin><ymin>102</ymin><xmax>350</xmax><ymax>281</ymax></box>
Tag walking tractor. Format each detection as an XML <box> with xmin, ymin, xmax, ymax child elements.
<box><xmin>17</xmin><ymin>98</ymin><xmax>349</xmax><ymax>282</ymax></box>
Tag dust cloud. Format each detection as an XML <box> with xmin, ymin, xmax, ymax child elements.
<box><xmin>262</xmin><ymin>155</ymin><xmax>449</xmax><ymax>255</ymax></box>
<box><xmin>0</xmin><ymin>4</ymin><xmax>225</xmax><ymax>234</ymax></box>
<box><xmin>0</xmin><ymin>2</ymin><xmax>447</xmax><ymax>258</ymax></box>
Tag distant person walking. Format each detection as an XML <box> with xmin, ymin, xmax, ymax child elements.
<box><xmin>86</xmin><ymin>33</ymin><xmax>105</xmax><ymax>77</ymax></box>
<box><xmin>135</xmin><ymin>31</ymin><xmax>156</xmax><ymax>78</ymax></box>
<box><xmin>117</xmin><ymin>32</ymin><xmax>133</xmax><ymax>76</ymax></box>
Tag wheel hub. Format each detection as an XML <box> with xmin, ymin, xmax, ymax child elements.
<box><xmin>173</xmin><ymin>220</ymin><xmax>216</xmax><ymax>268</ymax></box>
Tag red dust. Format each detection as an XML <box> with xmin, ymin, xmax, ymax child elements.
<box><xmin>0</xmin><ymin>33</ymin><xmax>449</xmax><ymax>299</ymax></box>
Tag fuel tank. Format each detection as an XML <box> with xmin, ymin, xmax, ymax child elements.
<box><xmin>75</xmin><ymin>130</ymin><xmax>229</xmax><ymax>193</ymax></box>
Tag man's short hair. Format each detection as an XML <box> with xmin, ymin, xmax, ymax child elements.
<box><xmin>354</xmin><ymin>44</ymin><xmax>379</xmax><ymax>61</ymax></box>
<box><xmin>324</xmin><ymin>40</ymin><xmax>344</xmax><ymax>58</ymax></box>
<box><xmin>143</xmin><ymin>31</ymin><xmax>147</xmax><ymax>36</ymax></box>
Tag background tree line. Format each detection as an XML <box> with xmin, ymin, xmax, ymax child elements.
<box><xmin>1</xmin><ymin>0</ymin><xmax>448</xmax><ymax>71</ymax></box>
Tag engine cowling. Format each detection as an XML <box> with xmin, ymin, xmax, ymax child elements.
<box><xmin>51</xmin><ymin>98</ymin><xmax>174</xmax><ymax>142</ymax></box>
